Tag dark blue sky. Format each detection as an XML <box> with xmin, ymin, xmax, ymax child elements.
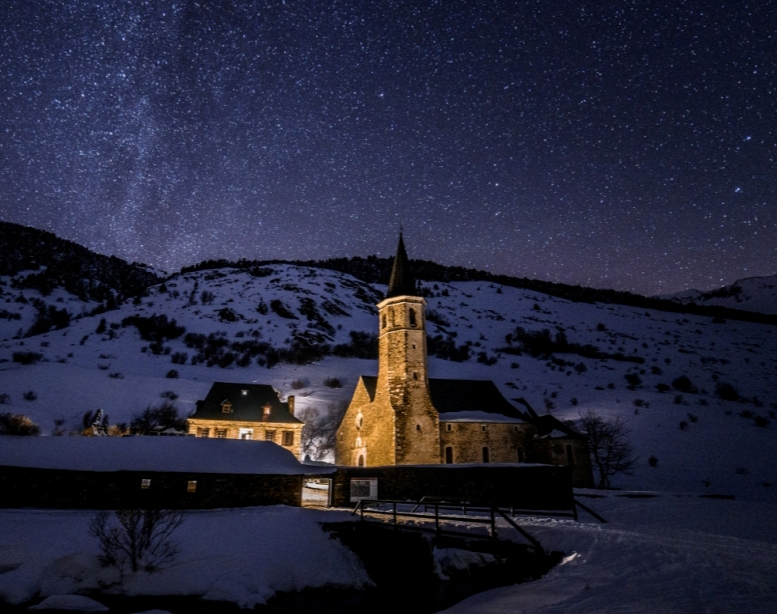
<box><xmin>1</xmin><ymin>1</ymin><xmax>775</xmax><ymax>295</ymax></box>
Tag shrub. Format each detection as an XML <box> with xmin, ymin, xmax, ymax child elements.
<box><xmin>672</xmin><ymin>375</ymin><xmax>697</xmax><ymax>393</ymax></box>
<box><xmin>12</xmin><ymin>351</ymin><xmax>43</xmax><ymax>365</ymax></box>
<box><xmin>648</xmin><ymin>455</ymin><xmax>659</xmax><ymax>467</ymax></box>
<box><xmin>687</xmin><ymin>413</ymin><xmax>698</xmax><ymax>423</ymax></box>
<box><xmin>109</xmin><ymin>372</ymin><xmax>124</xmax><ymax>379</ymax></box>
<box><xmin>715</xmin><ymin>382</ymin><xmax>739</xmax><ymax>401</ymax></box>
<box><xmin>165</xmin><ymin>369</ymin><xmax>179</xmax><ymax>379</ymax></box>
<box><xmin>160</xmin><ymin>391</ymin><xmax>179</xmax><ymax>400</ymax></box>
<box><xmin>23</xmin><ymin>390</ymin><xmax>37</xmax><ymax>401</ymax></box>
<box><xmin>89</xmin><ymin>509</ymin><xmax>185</xmax><ymax>574</ymax></box>
<box><xmin>679</xmin><ymin>421</ymin><xmax>689</xmax><ymax>430</ymax></box>
<box><xmin>656</xmin><ymin>383</ymin><xmax>670</xmax><ymax>393</ymax></box>
<box><xmin>323</xmin><ymin>377</ymin><xmax>342</xmax><ymax>389</ymax></box>
<box><xmin>171</xmin><ymin>351</ymin><xmax>188</xmax><ymax>365</ymax></box>
<box><xmin>290</xmin><ymin>379</ymin><xmax>308</xmax><ymax>390</ymax></box>
<box><xmin>0</xmin><ymin>393</ymin><xmax>10</xmax><ymax>404</ymax></box>
<box><xmin>131</xmin><ymin>401</ymin><xmax>188</xmax><ymax>434</ymax></box>
<box><xmin>625</xmin><ymin>373</ymin><xmax>642</xmax><ymax>389</ymax></box>
<box><xmin>754</xmin><ymin>415</ymin><xmax>770</xmax><ymax>428</ymax></box>
<box><xmin>0</xmin><ymin>412</ymin><xmax>40</xmax><ymax>435</ymax></box>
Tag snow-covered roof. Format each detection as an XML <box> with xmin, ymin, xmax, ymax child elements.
<box><xmin>438</xmin><ymin>411</ymin><xmax>525</xmax><ymax>424</ymax></box>
<box><xmin>0</xmin><ymin>436</ymin><xmax>334</xmax><ymax>475</ymax></box>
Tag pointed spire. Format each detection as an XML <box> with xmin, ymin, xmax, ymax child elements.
<box><xmin>386</xmin><ymin>232</ymin><xmax>416</xmax><ymax>298</ymax></box>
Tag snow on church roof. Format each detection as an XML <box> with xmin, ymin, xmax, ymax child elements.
<box><xmin>0</xmin><ymin>435</ymin><xmax>332</xmax><ymax>475</ymax></box>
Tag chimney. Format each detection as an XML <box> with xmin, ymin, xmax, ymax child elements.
<box><xmin>287</xmin><ymin>395</ymin><xmax>295</xmax><ymax>415</ymax></box>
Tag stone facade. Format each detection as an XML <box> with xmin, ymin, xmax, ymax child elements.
<box><xmin>187</xmin><ymin>382</ymin><xmax>304</xmax><ymax>459</ymax></box>
<box><xmin>335</xmin><ymin>234</ymin><xmax>595</xmax><ymax>489</ymax></box>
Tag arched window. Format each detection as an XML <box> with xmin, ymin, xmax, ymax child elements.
<box><xmin>409</xmin><ymin>308</ymin><xmax>417</xmax><ymax>327</ymax></box>
<box><xmin>482</xmin><ymin>447</ymin><xmax>490</xmax><ymax>463</ymax></box>
<box><xmin>445</xmin><ymin>446</ymin><xmax>454</xmax><ymax>464</ymax></box>
<box><xmin>357</xmin><ymin>455</ymin><xmax>365</xmax><ymax>467</ymax></box>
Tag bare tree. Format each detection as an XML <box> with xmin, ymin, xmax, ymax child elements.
<box><xmin>579</xmin><ymin>411</ymin><xmax>637</xmax><ymax>489</ymax></box>
<box><xmin>299</xmin><ymin>401</ymin><xmax>347</xmax><ymax>462</ymax></box>
<box><xmin>88</xmin><ymin>509</ymin><xmax>185</xmax><ymax>575</ymax></box>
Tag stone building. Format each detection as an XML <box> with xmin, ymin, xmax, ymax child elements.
<box><xmin>188</xmin><ymin>382</ymin><xmax>304</xmax><ymax>459</ymax></box>
<box><xmin>335</xmin><ymin>234</ymin><xmax>594</xmax><ymax>487</ymax></box>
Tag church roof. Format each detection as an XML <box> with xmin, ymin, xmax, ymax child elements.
<box><xmin>191</xmin><ymin>382</ymin><xmax>303</xmax><ymax>424</ymax></box>
<box><xmin>360</xmin><ymin>376</ymin><xmax>527</xmax><ymax>421</ymax></box>
<box><xmin>385</xmin><ymin>232</ymin><xmax>417</xmax><ymax>298</ymax></box>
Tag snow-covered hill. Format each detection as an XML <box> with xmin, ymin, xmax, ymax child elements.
<box><xmin>1</xmin><ymin>262</ymin><xmax>776</xmax><ymax>502</ymax></box>
<box><xmin>662</xmin><ymin>274</ymin><xmax>777</xmax><ymax>315</ymax></box>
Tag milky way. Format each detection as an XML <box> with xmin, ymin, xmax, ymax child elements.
<box><xmin>0</xmin><ymin>1</ymin><xmax>775</xmax><ymax>295</ymax></box>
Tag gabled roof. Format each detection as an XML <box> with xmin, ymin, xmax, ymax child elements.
<box><xmin>191</xmin><ymin>382</ymin><xmax>303</xmax><ymax>424</ymax></box>
<box><xmin>512</xmin><ymin>397</ymin><xmax>586</xmax><ymax>439</ymax></box>
<box><xmin>385</xmin><ymin>232</ymin><xmax>417</xmax><ymax>298</ymax></box>
<box><xmin>359</xmin><ymin>376</ymin><xmax>526</xmax><ymax>421</ymax></box>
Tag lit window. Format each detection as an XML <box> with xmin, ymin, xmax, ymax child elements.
<box><xmin>197</xmin><ymin>427</ymin><xmax>210</xmax><ymax>438</ymax></box>
<box><xmin>216</xmin><ymin>429</ymin><xmax>227</xmax><ymax>439</ymax></box>
<box><xmin>221</xmin><ymin>401</ymin><xmax>232</xmax><ymax>414</ymax></box>
<box><xmin>141</xmin><ymin>479</ymin><xmax>151</xmax><ymax>489</ymax></box>
<box><xmin>265</xmin><ymin>430</ymin><xmax>276</xmax><ymax>442</ymax></box>
<box><xmin>187</xmin><ymin>480</ymin><xmax>197</xmax><ymax>493</ymax></box>
<box><xmin>241</xmin><ymin>389</ymin><xmax>248</xmax><ymax>396</ymax></box>
<box><xmin>282</xmin><ymin>431</ymin><xmax>294</xmax><ymax>446</ymax></box>
<box><xmin>263</xmin><ymin>405</ymin><xmax>271</xmax><ymax>416</ymax></box>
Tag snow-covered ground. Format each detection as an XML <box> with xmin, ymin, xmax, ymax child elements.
<box><xmin>1</xmin><ymin>263</ymin><xmax>775</xmax><ymax>501</ymax></box>
<box><xmin>0</xmin><ymin>506</ymin><xmax>370</xmax><ymax>609</ymax></box>
<box><xmin>1</xmin><ymin>494</ymin><xmax>775</xmax><ymax>612</ymax></box>
<box><xmin>441</xmin><ymin>492</ymin><xmax>777</xmax><ymax>614</ymax></box>
<box><xmin>663</xmin><ymin>273</ymin><xmax>777</xmax><ymax>315</ymax></box>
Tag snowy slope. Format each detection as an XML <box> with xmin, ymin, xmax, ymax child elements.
<box><xmin>662</xmin><ymin>274</ymin><xmax>777</xmax><ymax>315</ymax></box>
<box><xmin>0</xmin><ymin>264</ymin><xmax>775</xmax><ymax>502</ymax></box>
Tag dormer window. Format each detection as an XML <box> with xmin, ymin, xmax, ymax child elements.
<box><xmin>263</xmin><ymin>405</ymin><xmax>271</xmax><ymax>416</ymax></box>
<box><xmin>241</xmin><ymin>389</ymin><xmax>248</xmax><ymax>396</ymax></box>
<box><xmin>221</xmin><ymin>401</ymin><xmax>232</xmax><ymax>414</ymax></box>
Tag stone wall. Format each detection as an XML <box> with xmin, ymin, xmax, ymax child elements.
<box><xmin>0</xmin><ymin>466</ymin><xmax>303</xmax><ymax>509</ymax></box>
<box><xmin>531</xmin><ymin>438</ymin><xmax>595</xmax><ymax>488</ymax></box>
<box><xmin>186</xmin><ymin>419</ymin><xmax>303</xmax><ymax>459</ymax></box>
<box><xmin>440</xmin><ymin>422</ymin><xmax>533</xmax><ymax>464</ymax></box>
<box><xmin>331</xmin><ymin>464</ymin><xmax>574</xmax><ymax>511</ymax></box>
<box><xmin>336</xmin><ymin>377</ymin><xmax>397</xmax><ymax>466</ymax></box>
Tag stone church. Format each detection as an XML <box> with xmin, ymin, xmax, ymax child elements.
<box><xmin>335</xmin><ymin>234</ymin><xmax>593</xmax><ymax>487</ymax></box>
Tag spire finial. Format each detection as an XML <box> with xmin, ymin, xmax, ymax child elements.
<box><xmin>385</xmin><ymin>232</ymin><xmax>416</xmax><ymax>298</ymax></box>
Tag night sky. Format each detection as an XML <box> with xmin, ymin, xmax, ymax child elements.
<box><xmin>1</xmin><ymin>1</ymin><xmax>775</xmax><ymax>295</ymax></box>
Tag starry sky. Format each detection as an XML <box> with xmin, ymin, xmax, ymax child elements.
<box><xmin>1</xmin><ymin>1</ymin><xmax>775</xmax><ymax>295</ymax></box>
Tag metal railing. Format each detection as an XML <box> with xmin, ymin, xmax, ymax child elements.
<box><xmin>351</xmin><ymin>498</ymin><xmax>544</xmax><ymax>550</ymax></box>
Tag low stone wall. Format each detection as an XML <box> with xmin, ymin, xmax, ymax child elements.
<box><xmin>0</xmin><ymin>466</ymin><xmax>303</xmax><ymax>509</ymax></box>
<box><xmin>331</xmin><ymin>464</ymin><xmax>573</xmax><ymax>510</ymax></box>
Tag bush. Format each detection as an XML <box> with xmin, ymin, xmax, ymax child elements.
<box><xmin>323</xmin><ymin>377</ymin><xmax>342</xmax><ymax>389</ymax></box>
<box><xmin>0</xmin><ymin>412</ymin><xmax>40</xmax><ymax>435</ymax></box>
<box><xmin>679</xmin><ymin>421</ymin><xmax>689</xmax><ymax>430</ymax></box>
<box><xmin>648</xmin><ymin>455</ymin><xmax>659</xmax><ymax>467</ymax></box>
<box><xmin>165</xmin><ymin>369</ymin><xmax>179</xmax><ymax>379</ymax></box>
<box><xmin>131</xmin><ymin>401</ymin><xmax>188</xmax><ymax>434</ymax></box>
<box><xmin>672</xmin><ymin>375</ymin><xmax>697</xmax><ymax>393</ymax></box>
<box><xmin>715</xmin><ymin>382</ymin><xmax>739</xmax><ymax>401</ymax></box>
<box><xmin>290</xmin><ymin>379</ymin><xmax>308</xmax><ymax>390</ymax></box>
<box><xmin>625</xmin><ymin>373</ymin><xmax>642</xmax><ymax>389</ymax></box>
<box><xmin>656</xmin><ymin>383</ymin><xmax>670</xmax><ymax>393</ymax></box>
<box><xmin>109</xmin><ymin>372</ymin><xmax>124</xmax><ymax>379</ymax></box>
<box><xmin>89</xmin><ymin>509</ymin><xmax>185</xmax><ymax>574</ymax></box>
<box><xmin>12</xmin><ymin>351</ymin><xmax>43</xmax><ymax>365</ymax></box>
<box><xmin>23</xmin><ymin>390</ymin><xmax>37</xmax><ymax>401</ymax></box>
<box><xmin>0</xmin><ymin>393</ymin><xmax>10</xmax><ymax>404</ymax></box>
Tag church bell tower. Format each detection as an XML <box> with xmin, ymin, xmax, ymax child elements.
<box><xmin>375</xmin><ymin>233</ymin><xmax>440</xmax><ymax>464</ymax></box>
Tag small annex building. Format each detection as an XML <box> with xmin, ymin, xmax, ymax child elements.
<box><xmin>335</xmin><ymin>234</ymin><xmax>594</xmax><ymax>487</ymax></box>
<box><xmin>187</xmin><ymin>382</ymin><xmax>304</xmax><ymax>460</ymax></box>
